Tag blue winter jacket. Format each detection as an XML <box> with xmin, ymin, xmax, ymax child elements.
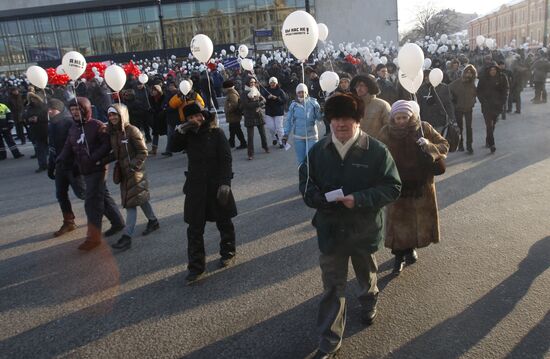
<box><xmin>284</xmin><ymin>98</ymin><xmax>322</xmax><ymax>139</ymax></box>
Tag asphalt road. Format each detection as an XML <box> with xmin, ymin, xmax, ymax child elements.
<box><xmin>0</xmin><ymin>88</ymin><xmax>549</xmax><ymax>359</ymax></box>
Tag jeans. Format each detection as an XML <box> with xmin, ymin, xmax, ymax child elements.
<box><xmin>483</xmin><ymin>112</ymin><xmax>498</xmax><ymax>147</ymax></box>
<box><xmin>246</xmin><ymin>125</ymin><xmax>268</xmax><ymax>158</ymax></box>
<box><xmin>264</xmin><ymin>115</ymin><xmax>284</xmax><ymax>144</ymax></box>
<box><xmin>165</xmin><ymin>123</ymin><xmax>175</xmax><ymax>153</ymax></box>
<box><xmin>294</xmin><ymin>138</ymin><xmax>317</xmax><ymax>166</ymax></box>
<box><xmin>317</xmin><ymin>252</ymin><xmax>378</xmax><ymax>353</ymax></box>
<box><xmin>455</xmin><ymin>110</ymin><xmax>473</xmax><ymax>149</ymax></box>
<box><xmin>55</xmin><ymin>163</ymin><xmax>86</xmax><ymax>214</ymax></box>
<box><xmin>34</xmin><ymin>140</ymin><xmax>48</xmax><ymax>169</ymax></box>
<box><xmin>187</xmin><ymin>218</ymin><xmax>236</xmax><ymax>274</ymax></box>
<box><xmin>534</xmin><ymin>81</ymin><xmax>547</xmax><ymax>102</ymax></box>
<box><xmin>228</xmin><ymin>122</ymin><xmax>246</xmax><ymax>147</ymax></box>
<box><xmin>124</xmin><ymin>201</ymin><xmax>157</xmax><ymax>237</ymax></box>
<box><xmin>83</xmin><ymin>171</ymin><xmax>125</xmax><ymax>234</ymax></box>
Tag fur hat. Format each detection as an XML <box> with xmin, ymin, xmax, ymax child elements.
<box><xmin>183</xmin><ymin>103</ymin><xmax>203</xmax><ymax>118</ymax></box>
<box><xmin>222</xmin><ymin>80</ymin><xmax>234</xmax><ymax>88</ymax></box>
<box><xmin>324</xmin><ymin>93</ymin><xmax>364</xmax><ymax>122</ymax></box>
<box><xmin>47</xmin><ymin>98</ymin><xmax>65</xmax><ymax>112</ymax></box>
<box><xmin>350</xmin><ymin>75</ymin><xmax>380</xmax><ymax>96</ymax></box>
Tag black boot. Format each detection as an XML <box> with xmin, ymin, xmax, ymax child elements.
<box><xmin>405</xmin><ymin>249</ymin><xmax>418</xmax><ymax>264</ymax></box>
<box><xmin>142</xmin><ymin>219</ymin><xmax>159</xmax><ymax>236</ymax></box>
<box><xmin>104</xmin><ymin>224</ymin><xmax>125</xmax><ymax>237</ymax></box>
<box><xmin>361</xmin><ymin>294</ymin><xmax>378</xmax><ymax>325</ymax></box>
<box><xmin>393</xmin><ymin>254</ymin><xmax>405</xmax><ymax>274</ymax></box>
<box><xmin>111</xmin><ymin>235</ymin><xmax>132</xmax><ymax>251</ymax></box>
<box><xmin>458</xmin><ymin>142</ymin><xmax>464</xmax><ymax>152</ymax></box>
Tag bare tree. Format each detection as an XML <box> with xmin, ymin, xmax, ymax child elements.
<box><xmin>401</xmin><ymin>3</ymin><xmax>464</xmax><ymax>43</ymax></box>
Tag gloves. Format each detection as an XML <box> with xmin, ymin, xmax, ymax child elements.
<box><xmin>47</xmin><ymin>165</ymin><xmax>55</xmax><ymax>180</ymax></box>
<box><xmin>175</xmin><ymin>121</ymin><xmax>197</xmax><ymax>135</ymax></box>
<box><xmin>282</xmin><ymin>136</ymin><xmax>288</xmax><ymax>146</ymax></box>
<box><xmin>217</xmin><ymin>185</ymin><xmax>231</xmax><ymax>206</ymax></box>
<box><xmin>417</xmin><ymin>137</ymin><xmax>429</xmax><ymax>147</ymax></box>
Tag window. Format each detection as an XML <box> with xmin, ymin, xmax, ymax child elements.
<box><xmin>19</xmin><ymin>19</ymin><xmax>37</xmax><ymax>34</ymax></box>
<box><xmin>198</xmin><ymin>0</ymin><xmax>217</xmax><ymax>15</ymax></box>
<box><xmin>91</xmin><ymin>27</ymin><xmax>110</xmax><ymax>54</ymax></box>
<box><xmin>142</xmin><ymin>6</ymin><xmax>159</xmax><ymax>22</ymax></box>
<box><xmin>57</xmin><ymin>31</ymin><xmax>74</xmax><ymax>52</ymax></box>
<box><xmin>6</xmin><ymin>36</ymin><xmax>25</xmax><ymax>63</ymax></box>
<box><xmin>87</xmin><ymin>11</ymin><xmax>106</xmax><ymax>27</ymax></box>
<box><xmin>2</xmin><ymin>21</ymin><xmax>19</xmax><ymax>36</ymax></box>
<box><xmin>74</xmin><ymin>29</ymin><xmax>92</xmax><ymax>55</ymax></box>
<box><xmin>163</xmin><ymin>3</ymin><xmax>180</xmax><ymax>20</ymax></box>
<box><xmin>237</xmin><ymin>0</ymin><xmax>257</xmax><ymax>11</ymax></box>
<box><xmin>110</xmin><ymin>25</ymin><xmax>126</xmax><ymax>54</ymax></box>
<box><xmin>54</xmin><ymin>16</ymin><xmax>70</xmax><ymax>31</ymax></box>
<box><xmin>70</xmin><ymin>14</ymin><xmax>88</xmax><ymax>29</ymax></box>
<box><xmin>36</xmin><ymin>17</ymin><xmax>54</xmax><ymax>32</ymax></box>
<box><xmin>106</xmin><ymin>9</ymin><xmax>123</xmax><ymax>26</ymax></box>
<box><xmin>125</xmin><ymin>8</ymin><xmax>142</xmax><ymax>24</ymax></box>
<box><xmin>180</xmin><ymin>2</ymin><xmax>195</xmax><ymax>18</ymax></box>
<box><xmin>0</xmin><ymin>38</ymin><xmax>8</xmax><ymax>64</ymax></box>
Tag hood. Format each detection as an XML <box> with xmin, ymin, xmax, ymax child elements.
<box><xmin>462</xmin><ymin>64</ymin><xmax>477</xmax><ymax>80</ymax></box>
<box><xmin>107</xmin><ymin>103</ymin><xmax>130</xmax><ymax>131</ymax></box>
<box><xmin>69</xmin><ymin>97</ymin><xmax>93</xmax><ymax>122</ymax></box>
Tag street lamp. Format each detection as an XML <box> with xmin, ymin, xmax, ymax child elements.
<box><xmin>157</xmin><ymin>0</ymin><xmax>168</xmax><ymax>63</ymax></box>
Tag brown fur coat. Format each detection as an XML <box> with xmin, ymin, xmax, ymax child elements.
<box><xmin>378</xmin><ymin>121</ymin><xmax>449</xmax><ymax>251</ymax></box>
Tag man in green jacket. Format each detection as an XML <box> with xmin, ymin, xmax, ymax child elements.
<box><xmin>299</xmin><ymin>93</ymin><xmax>401</xmax><ymax>359</ymax></box>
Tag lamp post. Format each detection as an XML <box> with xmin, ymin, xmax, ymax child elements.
<box><xmin>157</xmin><ymin>0</ymin><xmax>168</xmax><ymax>63</ymax></box>
<box><xmin>544</xmin><ymin>0</ymin><xmax>549</xmax><ymax>47</ymax></box>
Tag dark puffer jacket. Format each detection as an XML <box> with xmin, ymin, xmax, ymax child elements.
<box><xmin>57</xmin><ymin>97</ymin><xmax>111</xmax><ymax>175</ymax></box>
<box><xmin>108</xmin><ymin>103</ymin><xmax>150</xmax><ymax>208</ymax></box>
<box><xmin>260</xmin><ymin>86</ymin><xmax>288</xmax><ymax>117</ymax></box>
<box><xmin>477</xmin><ymin>66</ymin><xmax>509</xmax><ymax>114</ymax></box>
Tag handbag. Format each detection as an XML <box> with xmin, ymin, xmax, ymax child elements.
<box><xmin>441</xmin><ymin>120</ymin><xmax>460</xmax><ymax>153</ymax></box>
<box><xmin>418</xmin><ymin>123</ymin><xmax>446</xmax><ymax>176</ymax></box>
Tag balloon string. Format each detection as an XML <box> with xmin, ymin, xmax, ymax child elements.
<box><xmin>205</xmin><ymin>68</ymin><xmax>219</xmax><ymax>124</ymax></box>
<box><xmin>301</xmin><ymin>62</ymin><xmax>305</xmax><ymax>87</ymax></box>
<box><xmin>72</xmin><ymin>79</ymin><xmax>91</xmax><ymax>156</ymax></box>
<box><xmin>323</xmin><ymin>41</ymin><xmax>334</xmax><ymax>72</ymax></box>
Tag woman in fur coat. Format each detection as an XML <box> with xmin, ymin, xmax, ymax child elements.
<box><xmin>377</xmin><ymin>100</ymin><xmax>449</xmax><ymax>274</ymax></box>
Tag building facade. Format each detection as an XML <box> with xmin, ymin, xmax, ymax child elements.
<box><xmin>468</xmin><ymin>0</ymin><xmax>549</xmax><ymax>49</ymax></box>
<box><xmin>0</xmin><ymin>0</ymin><xmax>398</xmax><ymax>73</ymax></box>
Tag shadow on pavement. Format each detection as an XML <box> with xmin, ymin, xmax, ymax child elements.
<box><xmin>505</xmin><ymin>309</ymin><xmax>550</xmax><ymax>359</ymax></box>
<box><xmin>385</xmin><ymin>236</ymin><xmax>550</xmax><ymax>359</ymax></box>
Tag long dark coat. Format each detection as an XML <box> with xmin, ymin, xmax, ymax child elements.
<box><xmin>170</xmin><ymin>112</ymin><xmax>237</xmax><ymax>225</ymax></box>
<box><xmin>108</xmin><ymin>103</ymin><xmax>150</xmax><ymax>208</ymax></box>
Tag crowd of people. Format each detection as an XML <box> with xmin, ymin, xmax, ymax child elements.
<box><xmin>1</xmin><ymin>40</ymin><xmax>549</xmax><ymax>359</ymax></box>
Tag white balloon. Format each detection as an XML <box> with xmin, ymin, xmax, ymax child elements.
<box><xmin>398</xmin><ymin>69</ymin><xmax>423</xmax><ymax>94</ymax></box>
<box><xmin>241</xmin><ymin>58</ymin><xmax>254</xmax><ymax>72</ymax></box>
<box><xmin>440</xmin><ymin>34</ymin><xmax>448</xmax><ymax>42</ymax></box>
<box><xmin>26</xmin><ymin>66</ymin><xmax>48</xmax><ymax>89</ymax></box>
<box><xmin>104</xmin><ymin>65</ymin><xmax>127</xmax><ymax>92</ymax></box>
<box><xmin>319</xmin><ymin>71</ymin><xmax>340</xmax><ymax>93</ymax></box>
<box><xmin>393</xmin><ymin>58</ymin><xmax>399</xmax><ymax>66</ymax></box>
<box><xmin>179</xmin><ymin>80</ymin><xmax>192</xmax><ymax>95</ymax></box>
<box><xmin>138</xmin><ymin>74</ymin><xmax>149</xmax><ymax>84</ymax></box>
<box><xmin>423</xmin><ymin>58</ymin><xmax>432</xmax><ymax>70</ymax></box>
<box><xmin>230</xmin><ymin>45</ymin><xmax>236</xmax><ymax>52</ymax></box>
<box><xmin>429</xmin><ymin>68</ymin><xmax>444</xmax><ymax>87</ymax></box>
<box><xmin>376</xmin><ymin>36</ymin><xmax>382</xmax><ymax>43</ymax></box>
<box><xmin>190</xmin><ymin>34</ymin><xmax>214</xmax><ymax>63</ymax></box>
<box><xmin>221</xmin><ymin>49</ymin><xmax>227</xmax><ymax>56</ymax></box>
<box><xmin>152</xmin><ymin>63</ymin><xmax>159</xmax><ymax>70</ymax></box>
<box><xmin>317</xmin><ymin>23</ymin><xmax>329</xmax><ymax>42</ymax></box>
<box><xmin>62</xmin><ymin>51</ymin><xmax>86</xmax><ymax>80</ymax></box>
<box><xmin>476</xmin><ymin>35</ymin><xmax>485</xmax><ymax>47</ymax></box>
<box><xmin>238</xmin><ymin>45</ymin><xmax>249</xmax><ymax>58</ymax></box>
<box><xmin>380</xmin><ymin>56</ymin><xmax>388</xmax><ymax>65</ymax></box>
<box><xmin>281</xmin><ymin>10</ymin><xmax>319</xmax><ymax>61</ymax></box>
<box><xmin>410</xmin><ymin>101</ymin><xmax>421</xmax><ymax>118</ymax></box>
<box><xmin>56</xmin><ymin>65</ymin><xmax>66</xmax><ymax>75</ymax></box>
<box><xmin>397</xmin><ymin>43</ymin><xmax>424</xmax><ymax>77</ymax></box>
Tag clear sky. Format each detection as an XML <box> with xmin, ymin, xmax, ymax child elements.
<box><xmin>398</xmin><ymin>0</ymin><xmax>512</xmax><ymax>33</ymax></box>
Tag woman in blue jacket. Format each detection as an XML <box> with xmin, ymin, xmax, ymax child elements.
<box><xmin>282</xmin><ymin>83</ymin><xmax>322</xmax><ymax>165</ymax></box>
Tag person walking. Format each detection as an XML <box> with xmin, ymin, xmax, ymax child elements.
<box><xmin>350</xmin><ymin>75</ymin><xmax>390</xmax><ymax>139</ymax></box>
<box><xmin>530</xmin><ymin>54</ymin><xmax>550</xmax><ymax>103</ymax></box>
<box><xmin>449</xmin><ymin>64</ymin><xmax>477</xmax><ymax>154</ymax></box>
<box><xmin>222</xmin><ymin>80</ymin><xmax>247</xmax><ymax>149</ymax></box>
<box><xmin>107</xmin><ymin>104</ymin><xmax>159</xmax><ymax>251</ymax></box>
<box><xmin>261</xmin><ymin>77</ymin><xmax>288</xmax><ymax>148</ymax></box>
<box><xmin>282</xmin><ymin>83</ymin><xmax>322</xmax><ymax>165</ymax></box>
<box><xmin>56</xmin><ymin>97</ymin><xmax>125</xmax><ymax>251</ymax></box>
<box><xmin>240</xmin><ymin>77</ymin><xmax>269</xmax><ymax>160</ymax></box>
<box><xmin>477</xmin><ymin>62</ymin><xmax>508</xmax><ymax>154</ymax></box>
<box><xmin>0</xmin><ymin>101</ymin><xmax>24</xmax><ymax>160</ymax></box>
<box><xmin>7</xmin><ymin>87</ymin><xmax>26</xmax><ymax>144</ymax></box>
<box><xmin>418</xmin><ymin>70</ymin><xmax>456</xmax><ymax>134</ymax></box>
<box><xmin>170</xmin><ymin>104</ymin><xmax>237</xmax><ymax>284</ymax></box>
<box><xmin>24</xmin><ymin>92</ymin><xmax>49</xmax><ymax>172</ymax></box>
<box><xmin>377</xmin><ymin>100</ymin><xmax>449</xmax><ymax>274</ymax></box>
<box><xmin>46</xmin><ymin>99</ymin><xmax>85</xmax><ymax>237</ymax></box>
<box><xmin>149</xmin><ymin>84</ymin><xmax>166</xmax><ymax>156</ymax></box>
<box><xmin>299</xmin><ymin>93</ymin><xmax>401</xmax><ymax>358</ymax></box>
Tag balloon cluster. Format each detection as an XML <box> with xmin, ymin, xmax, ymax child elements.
<box><xmin>83</xmin><ymin>62</ymin><xmax>107</xmax><ymax>81</ymax></box>
<box><xmin>122</xmin><ymin>60</ymin><xmax>142</xmax><ymax>78</ymax></box>
<box><xmin>46</xmin><ymin>68</ymin><xmax>70</xmax><ymax>86</ymax></box>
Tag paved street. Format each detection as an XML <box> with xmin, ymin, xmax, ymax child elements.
<box><xmin>0</xmin><ymin>88</ymin><xmax>549</xmax><ymax>359</ymax></box>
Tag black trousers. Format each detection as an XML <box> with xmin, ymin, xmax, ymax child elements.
<box><xmin>482</xmin><ymin>112</ymin><xmax>498</xmax><ymax>147</ymax></box>
<box><xmin>228</xmin><ymin>122</ymin><xmax>246</xmax><ymax>147</ymax></box>
<box><xmin>0</xmin><ymin>129</ymin><xmax>21</xmax><ymax>159</ymax></box>
<box><xmin>534</xmin><ymin>81</ymin><xmax>547</xmax><ymax>102</ymax></box>
<box><xmin>246</xmin><ymin>125</ymin><xmax>268</xmax><ymax>158</ymax></box>
<box><xmin>34</xmin><ymin>140</ymin><xmax>48</xmax><ymax>169</ymax></box>
<box><xmin>55</xmin><ymin>163</ymin><xmax>86</xmax><ymax>214</ymax></box>
<box><xmin>187</xmin><ymin>218</ymin><xmax>236</xmax><ymax>274</ymax></box>
<box><xmin>455</xmin><ymin>110</ymin><xmax>473</xmax><ymax>149</ymax></box>
<box><xmin>508</xmin><ymin>90</ymin><xmax>521</xmax><ymax>112</ymax></box>
<box><xmin>83</xmin><ymin>171</ymin><xmax>124</xmax><ymax>233</ymax></box>
<box><xmin>14</xmin><ymin>121</ymin><xmax>27</xmax><ymax>143</ymax></box>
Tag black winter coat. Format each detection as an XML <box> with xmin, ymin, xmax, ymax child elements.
<box><xmin>24</xmin><ymin>102</ymin><xmax>48</xmax><ymax>142</ymax></box>
<box><xmin>48</xmin><ymin>109</ymin><xmax>74</xmax><ymax>170</ymax></box>
<box><xmin>477</xmin><ymin>70</ymin><xmax>508</xmax><ymax>114</ymax></box>
<box><xmin>260</xmin><ymin>86</ymin><xmax>288</xmax><ymax>117</ymax></box>
<box><xmin>170</xmin><ymin>114</ymin><xmax>237</xmax><ymax>225</ymax></box>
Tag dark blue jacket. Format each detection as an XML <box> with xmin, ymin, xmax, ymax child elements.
<box><xmin>260</xmin><ymin>86</ymin><xmax>288</xmax><ymax>117</ymax></box>
<box><xmin>48</xmin><ymin>109</ymin><xmax>74</xmax><ymax>170</ymax></box>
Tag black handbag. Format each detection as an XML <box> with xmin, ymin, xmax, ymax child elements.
<box><xmin>441</xmin><ymin>120</ymin><xmax>460</xmax><ymax>153</ymax></box>
<box><xmin>418</xmin><ymin>123</ymin><xmax>446</xmax><ymax>176</ymax></box>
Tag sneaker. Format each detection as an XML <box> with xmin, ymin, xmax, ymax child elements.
<box><xmin>186</xmin><ymin>271</ymin><xmax>205</xmax><ymax>285</ymax></box>
<box><xmin>142</xmin><ymin>219</ymin><xmax>160</xmax><ymax>236</ymax></box>
<box><xmin>104</xmin><ymin>224</ymin><xmax>125</xmax><ymax>237</ymax></box>
<box><xmin>490</xmin><ymin>145</ymin><xmax>496</xmax><ymax>154</ymax></box>
<box><xmin>111</xmin><ymin>235</ymin><xmax>132</xmax><ymax>251</ymax></box>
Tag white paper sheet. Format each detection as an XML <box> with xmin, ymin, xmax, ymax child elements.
<box><xmin>325</xmin><ymin>189</ymin><xmax>344</xmax><ymax>203</ymax></box>
<box><xmin>284</xmin><ymin>143</ymin><xmax>292</xmax><ymax>151</ymax></box>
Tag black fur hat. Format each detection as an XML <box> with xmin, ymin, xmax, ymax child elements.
<box><xmin>183</xmin><ymin>103</ymin><xmax>203</xmax><ymax>118</ymax></box>
<box><xmin>324</xmin><ymin>93</ymin><xmax>364</xmax><ymax>123</ymax></box>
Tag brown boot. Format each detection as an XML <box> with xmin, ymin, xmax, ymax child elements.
<box><xmin>150</xmin><ymin>145</ymin><xmax>158</xmax><ymax>156</ymax></box>
<box><xmin>78</xmin><ymin>224</ymin><xmax>102</xmax><ymax>251</ymax></box>
<box><xmin>54</xmin><ymin>212</ymin><xmax>77</xmax><ymax>237</ymax></box>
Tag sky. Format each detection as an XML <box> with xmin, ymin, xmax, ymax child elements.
<box><xmin>397</xmin><ymin>0</ymin><xmax>512</xmax><ymax>33</ymax></box>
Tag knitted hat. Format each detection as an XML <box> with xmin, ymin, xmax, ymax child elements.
<box><xmin>47</xmin><ymin>98</ymin><xmax>65</xmax><ymax>112</ymax></box>
<box><xmin>222</xmin><ymin>80</ymin><xmax>235</xmax><ymax>88</ymax></box>
<box><xmin>183</xmin><ymin>103</ymin><xmax>203</xmax><ymax>118</ymax></box>
<box><xmin>390</xmin><ymin>100</ymin><xmax>414</xmax><ymax>118</ymax></box>
<box><xmin>324</xmin><ymin>93</ymin><xmax>365</xmax><ymax>122</ymax></box>
<box><xmin>296</xmin><ymin>83</ymin><xmax>308</xmax><ymax>94</ymax></box>
<box><xmin>269</xmin><ymin>77</ymin><xmax>278</xmax><ymax>84</ymax></box>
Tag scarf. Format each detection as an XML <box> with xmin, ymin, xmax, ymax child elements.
<box><xmin>332</xmin><ymin>127</ymin><xmax>360</xmax><ymax>160</ymax></box>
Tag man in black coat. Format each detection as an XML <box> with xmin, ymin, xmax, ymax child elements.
<box><xmin>25</xmin><ymin>92</ymin><xmax>49</xmax><ymax>172</ymax></box>
<box><xmin>171</xmin><ymin>103</ymin><xmax>237</xmax><ymax>284</ymax></box>
<box><xmin>47</xmin><ymin>99</ymin><xmax>85</xmax><ymax>238</ymax></box>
